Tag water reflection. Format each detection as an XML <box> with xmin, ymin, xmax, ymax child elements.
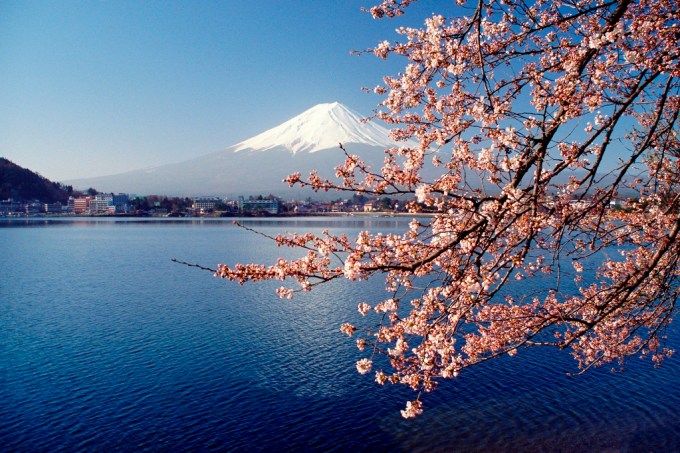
<box><xmin>0</xmin><ymin>215</ymin><xmax>427</xmax><ymax>231</ymax></box>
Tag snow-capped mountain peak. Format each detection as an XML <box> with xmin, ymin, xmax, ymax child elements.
<box><xmin>230</xmin><ymin>102</ymin><xmax>396</xmax><ymax>154</ymax></box>
<box><xmin>66</xmin><ymin>102</ymin><xmax>412</xmax><ymax>197</ymax></box>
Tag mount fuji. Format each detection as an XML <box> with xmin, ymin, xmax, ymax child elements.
<box><xmin>66</xmin><ymin>102</ymin><xmax>407</xmax><ymax>197</ymax></box>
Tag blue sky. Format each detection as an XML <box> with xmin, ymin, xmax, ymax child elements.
<box><xmin>1</xmin><ymin>1</ymin><xmax>433</xmax><ymax>181</ymax></box>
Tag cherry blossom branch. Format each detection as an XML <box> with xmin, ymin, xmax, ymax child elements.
<box><xmin>213</xmin><ymin>0</ymin><xmax>680</xmax><ymax>418</ymax></box>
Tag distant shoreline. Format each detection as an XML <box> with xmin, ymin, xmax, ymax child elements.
<box><xmin>0</xmin><ymin>211</ymin><xmax>433</xmax><ymax>220</ymax></box>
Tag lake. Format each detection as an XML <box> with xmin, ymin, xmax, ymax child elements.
<box><xmin>1</xmin><ymin>217</ymin><xmax>678</xmax><ymax>452</ymax></box>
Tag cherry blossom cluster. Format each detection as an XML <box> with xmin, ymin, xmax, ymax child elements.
<box><xmin>216</xmin><ymin>0</ymin><xmax>680</xmax><ymax>417</ymax></box>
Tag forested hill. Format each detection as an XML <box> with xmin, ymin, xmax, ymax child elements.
<box><xmin>0</xmin><ymin>158</ymin><xmax>73</xmax><ymax>203</ymax></box>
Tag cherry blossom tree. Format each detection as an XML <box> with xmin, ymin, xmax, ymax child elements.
<box><xmin>214</xmin><ymin>0</ymin><xmax>680</xmax><ymax>417</ymax></box>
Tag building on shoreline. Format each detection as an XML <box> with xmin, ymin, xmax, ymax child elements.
<box><xmin>192</xmin><ymin>196</ymin><xmax>222</xmax><ymax>214</ymax></box>
<box><xmin>237</xmin><ymin>197</ymin><xmax>280</xmax><ymax>215</ymax></box>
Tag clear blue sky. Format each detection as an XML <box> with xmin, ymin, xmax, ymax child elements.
<box><xmin>1</xmin><ymin>0</ymin><xmax>433</xmax><ymax>181</ymax></box>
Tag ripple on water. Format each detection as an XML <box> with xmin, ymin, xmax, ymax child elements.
<box><xmin>1</xmin><ymin>218</ymin><xmax>678</xmax><ymax>451</ymax></box>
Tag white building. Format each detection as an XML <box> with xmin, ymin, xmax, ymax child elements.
<box><xmin>88</xmin><ymin>194</ymin><xmax>113</xmax><ymax>213</ymax></box>
<box><xmin>237</xmin><ymin>197</ymin><xmax>279</xmax><ymax>215</ymax></box>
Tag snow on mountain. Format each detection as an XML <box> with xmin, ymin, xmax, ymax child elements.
<box><xmin>65</xmin><ymin>102</ymin><xmax>407</xmax><ymax>197</ymax></box>
<box><xmin>230</xmin><ymin>102</ymin><xmax>397</xmax><ymax>154</ymax></box>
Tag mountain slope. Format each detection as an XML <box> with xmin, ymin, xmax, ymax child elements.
<box><xmin>0</xmin><ymin>158</ymin><xmax>73</xmax><ymax>202</ymax></box>
<box><xmin>66</xmin><ymin>103</ymin><xmax>407</xmax><ymax>196</ymax></box>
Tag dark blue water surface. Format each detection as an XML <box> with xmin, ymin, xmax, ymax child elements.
<box><xmin>1</xmin><ymin>217</ymin><xmax>678</xmax><ymax>452</ymax></box>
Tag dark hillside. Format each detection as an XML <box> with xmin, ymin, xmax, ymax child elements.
<box><xmin>0</xmin><ymin>158</ymin><xmax>73</xmax><ymax>203</ymax></box>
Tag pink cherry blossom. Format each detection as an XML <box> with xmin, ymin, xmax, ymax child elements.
<box><xmin>356</xmin><ymin>358</ymin><xmax>373</xmax><ymax>375</ymax></box>
<box><xmin>212</xmin><ymin>0</ymin><xmax>680</xmax><ymax>417</ymax></box>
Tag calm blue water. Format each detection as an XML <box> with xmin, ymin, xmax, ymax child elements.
<box><xmin>1</xmin><ymin>217</ymin><xmax>678</xmax><ymax>452</ymax></box>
